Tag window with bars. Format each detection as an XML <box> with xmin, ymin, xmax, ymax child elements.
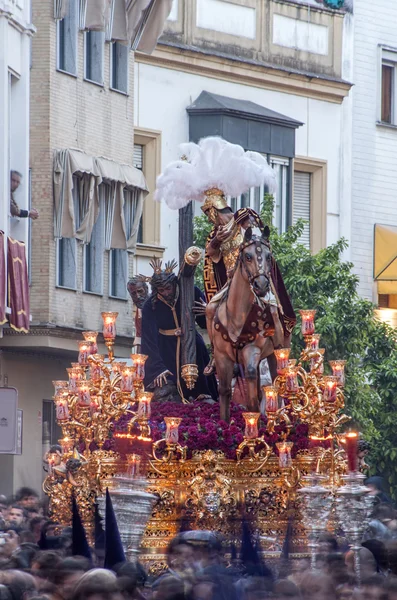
<box><xmin>85</xmin><ymin>31</ymin><xmax>105</xmax><ymax>84</ymax></box>
<box><xmin>133</xmin><ymin>144</ymin><xmax>144</xmax><ymax>244</ymax></box>
<box><xmin>57</xmin><ymin>175</ymin><xmax>80</xmax><ymax>289</ymax></box>
<box><xmin>293</xmin><ymin>171</ymin><xmax>311</xmax><ymax>249</ymax></box>
<box><xmin>228</xmin><ymin>155</ymin><xmax>291</xmax><ymax>233</ymax></box>
<box><xmin>111</xmin><ymin>42</ymin><xmax>129</xmax><ymax>94</ymax></box>
<box><xmin>57</xmin><ymin>0</ymin><xmax>78</xmax><ymax>75</ymax></box>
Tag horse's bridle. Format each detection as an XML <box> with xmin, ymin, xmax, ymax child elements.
<box><xmin>239</xmin><ymin>238</ymin><xmax>271</xmax><ymax>287</ymax></box>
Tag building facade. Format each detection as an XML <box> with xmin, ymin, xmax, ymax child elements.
<box><xmin>134</xmin><ymin>0</ymin><xmax>353</xmax><ymax>275</ymax></box>
<box><xmin>0</xmin><ymin>0</ymin><xmax>162</xmax><ymax>494</ymax></box>
<box><xmin>350</xmin><ymin>0</ymin><xmax>397</xmax><ymax>326</ymax></box>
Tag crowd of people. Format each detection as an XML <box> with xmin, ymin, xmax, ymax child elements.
<box><xmin>2</xmin><ymin>484</ymin><xmax>397</xmax><ymax>600</ymax></box>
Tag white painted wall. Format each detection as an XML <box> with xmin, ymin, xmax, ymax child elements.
<box><xmin>134</xmin><ymin>61</ymin><xmax>349</xmax><ymax>274</ymax></box>
<box><xmin>351</xmin><ymin>0</ymin><xmax>397</xmax><ymax>300</ymax></box>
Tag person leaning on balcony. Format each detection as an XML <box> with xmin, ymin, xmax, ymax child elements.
<box><xmin>10</xmin><ymin>170</ymin><xmax>39</xmax><ymax>220</ymax></box>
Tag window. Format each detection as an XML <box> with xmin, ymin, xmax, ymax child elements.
<box><xmin>133</xmin><ymin>144</ymin><xmax>144</xmax><ymax>243</ymax></box>
<box><xmin>111</xmin><ymin>42</ymin><xmax>129</xmax><ymax>93</ymax></box>
<box><xmin>42</xmin><ymin>400</ymin><xmax>63</xmax><ymax>447</ymax></box>
<box><xmin>85</xmin><ymin>31</ymin><xmax>104</xmax><ymax>84</ymax></box>
<box><xmin>110</xmin><ymin>249</ymin><xmax>128</xmax><ymax>299</ymax></box>
<box><xmin>380</xmin><ymin>48</ymin><xmax>397</xmax><ymax>125</ymax></box>
<box><xmin>228</xmin><ymin>154</ymin><xmax>290</xmax><ymax>234</ymax></box>
<box><xmin>57</xmin><ymin>0</ymin><xmax>78</xmax><ymax>75</ymax></box>
<box><xmin>84</xmin><ymin>191</ymin><xmax>105</xmax><ymax>294</ymax></box>
<box><xmin>57</xmin><ymin>175</ymin><xmax>80</xmax><ymax>289</ymax></box>
<box><xmin>293</xmin><ymin>171</ymin><xmax>311</xmax><ymax>248</ymax></box>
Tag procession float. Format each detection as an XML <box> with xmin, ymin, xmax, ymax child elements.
<box><xmin>44</xmin><ymin>138</ymin><xmax>372</xmax><ymax>579</ymax></box>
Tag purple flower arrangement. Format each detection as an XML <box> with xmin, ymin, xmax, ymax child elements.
<box><xmin>112</xmin><ymin>401</ymin><xmax>311</xmax><ymax>461</ymax></box>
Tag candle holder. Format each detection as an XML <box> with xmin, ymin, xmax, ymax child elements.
<box><xmin>153</xmin><ymin>417</ymin><xmax>187</xmax><ymax>463</ymax></box>
<box><xmin>274</xmin><ymin>348</ymin><xmax>291</xmax><ymax>374</ymax></box>
<box><xmin>131</xmin><ymin>354</ymin><xmax>148</xmax><ymax>381</ymax></box>
<box><xmin>276</xmin><ymin>440</ymin><xmax>300</xmax><ymax>490</ymax></box>
<box><xmin>285</xmin><ymin>367</ymin><xmax>299</xmax><ymax>393</ymax></box>
<box><xmin>101</xmin><ymin>312</ymin><xmax>118</xmax><ymax>359</ymax></box>
<box><xmin>128</xmin><ymin>391</ymin><xmax>152</xmax><ymax>440</ymax></box>
<box><xmin>335</xmin><ymin>472</ymin><xmax>374</xmax><ymax>583</ymax></box>
<box><xmin>305</xmin><ymin>334</ymin><xmax>321</xmax><ymax>351</ymax></box>
<box><xmin>299</xmin><ymin>309</ymin><xmax>316</xmax><ymax>336</ymax></box>
<box><xmin>89</xmin><ymin>355</ymin><xmax>104</xmax><ymax>382</ymax></box>
<box><xmin>298</xmin><ymin>473</ymin><xmax>333</xmax><ymax>569</ymax></box>
<box><xmin>322</xmin><ymin>376</ymin><xmax>338</xmax><ymax>403</ymax></box>
<box><xmin>329</xmin><ymin>360</ymin><xmax>346</xmax><ymax>386</ymax></box>
<box><xmin>78</xmin><ymin>341</ymin><xmax>91</xmax><ymax>366</ymax></box>
<box><xmin>83</xmin><ymin>331</ymin><xmax>98</xmax><ymax>355</ymax></box>
<box><xmin>236</xmin><ymin>413</ymin><xmax>272</xmax><ymax>465</ymax></box>
<box><xmin>310</xmin><ymin>349</ymin><xmax>325</xmax><ymax>374</ymax></box>
<box><xmin>54</xmin><ymin>392</ymin><xmax>70</xmax><ymax>421</ymax></box>
<box><xmin>76</xmin><ymin>381</ymin><xmax>91</xmax><ymax>407</ymax></box>
<box><xmin>67</xmin><ymin>367</ymin><xmax>83</xmax><ymax>392</ymax></box>
<box><xmin>261</xmin><ymin>385</ymin><xmax>291</xmax><ymax>434</ymax></box>
<box><xmin>53</xmin><ymin>380</ymin><xmax>68</xmax><ymax>394</ymax></box>
<box><xmin>59</xmin><ymin>436</ymin><xmax>74</xmax><ymax>454</ymax></box>
<box><xmin>120</xmin><ymin>366</ymin><xmax>135</xmax><ymax>393</ymax></box>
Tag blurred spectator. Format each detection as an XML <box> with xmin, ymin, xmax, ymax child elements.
<box><xmin>366</xmin><ymin>477</ymin><xmax>393</xmax><ymax>506</ymax></box>
<box><xmin>7</xmin><ymin>506</ymin><xmax>26</xmax><ymax>528</ymax></box>
<box><xmin>10</xmin><ymin>171</ymin><xmax>39</xmax><ymax>220</ymax></box>
<box><xmin>360</xmin><ymin>574</ymin><xmax>387</xmax><ymax>600</ymax></box>
<box><xmin>15</xmin><ymin>488</ymin><xmax>40</xmax><ymax>510</ymax></box>
<box><xmin>345</xmin><ymin>546</ymin><xmax>377</xmax><ymax>577</ymax></box>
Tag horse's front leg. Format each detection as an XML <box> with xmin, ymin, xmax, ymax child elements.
<box><xmin>241</xmin><ymin>345</ymin><xmax>262</xmax><ymax>412</ymax></box>
<box><xmin>215</xmin><ymin>351</ymin><xmax>234</xmax><ymax>422</ymax></box>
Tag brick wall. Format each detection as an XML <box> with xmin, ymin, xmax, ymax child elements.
<box><xmin>351</xmin><ymin>0</ymin><xmax>397</xmax><ymax>300</ymax></box>
<box><xmin>30</xmin><ymin>0</ymin><xmax>135</xmax><ymax>338</ymax></box>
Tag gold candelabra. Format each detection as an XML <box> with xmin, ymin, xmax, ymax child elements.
<box><xmin>43</xmin><ymin>312</ymin><xmax>152</xmax><ymax>530</ymax></box>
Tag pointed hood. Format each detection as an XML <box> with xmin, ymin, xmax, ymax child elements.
<box><xmin>104</xmin><ymin>489</ymin><xmax>126</xmax><ymax>569</ymax></box>
<box><xmin>72</xmin><ymin>496</ymin><xmax>92</xmax><ymax>562</ymax></box>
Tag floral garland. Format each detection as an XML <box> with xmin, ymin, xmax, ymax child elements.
<box><xmin>113</xmin><ymin>401</ymin><xmax>311</xmax><ymax>461</ymax></box>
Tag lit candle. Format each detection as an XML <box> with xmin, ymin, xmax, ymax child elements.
<box><xmin>126</xmin><ymin>453</ymin><xmax>141</xmax><ymax>478</ymax></box>
<box><xmin>78</xmin><ymin>341</ymin><xmax>90</xmax><ymax>366</ymax></box>
<box><xmin>131</xmin><ymin>354</ymin><xmax>148</xmax><ymax>381</ymax></box>
<box><xmin>262</xmin><ymin>386</ymin><xmax>278</xmax><ymax>413</ymax></box>
<box><xmin>59</xmin><ymin>437</ymin><xmax>74</xmax><ymax>453</ymax></box>
<box><xmin>137</xmin><ymin>391</ymin><xmax>152</xmax><ymax>419</ymax></box>
<box><xmin>83</xmin><ymin>331</ymin><xmax>98</xmax><ymax>355</ymax></box>
<box><xmin>345</xmin><ymin>432</ymin><xmax>358</xmax><ymax>472</ymax></box>
<box><xmin>101</xmin><ymin>312</ymin><xmax>118</xmax><ymax>340</ymax></box>
<box><xmin>276</xmin><ymin>441</ymin><xmax>293</xmax><ymax>469</ymax></box>
<box><xmin>76</xmin><ymin>381</ymin><xmax>91</xmax><ymax>407</ymax></box>
<box><xmin>53</xmin><ymin>380</ymin><xmax>68</xmax><ymax>394</ymax></box>
<box><xmin>121</xmin><ymin>366</ymin><xmax>135</xmax><ymax>392</ymax></box>
<box><xmin>285</xmin><ymin>367</ymin><xmax>299</xmax><ymax>393</ymax></box>
<box><xmin>307</xmin><ymin>334</ymin><xmax>321</xmax><ymax>351</ymax></box>
<box><xmin>242</xmin><ymin>412</ymin><xmax>260</xmax><ymax>440</ymax></box>
<box><xmin>274</xmin><ymin>348</ymin><xmax>291</xmax><ymax>374</ymax></box>
<box><xmin>329</xmin><ymin>360</ymin><xmax>346</xmax><ymax>386</ymax></box>
<box><xmin>164</xmin><ymin>417</ymin><xmax>182</xmax><ymax>443</ymax></box>
<box><xmin>299</xmin><ymin>310</ymin><xmax>316</xmax><ymax>336</ymax></box>
<box><xmin>89</xmin><ymin>355</ymin><xmax>104</xmax><ymax>382</ymax></box>
<box><xmin>112</xmin><ymin>361</ymin><xmax>126</xmax><ymax>375</ymax></box>
<box><xmin>323</xmin><ymin>376</ymin><xmax>338</xmax><ymax>402</ymax></box>
<box><xmin>67</xmin><ymin>367</ymin><xmax>83</xmax><ymax>392</ymax></box>
<box><xmin>55</xmin><ymin>394</ymin><xmax>70</xmax><ymax>421</ymax></box>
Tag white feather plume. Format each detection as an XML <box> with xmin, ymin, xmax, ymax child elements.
<box><xmin>155</xmin><ymin>136</ymin><xmax>277</xmax><ymax>210</ymax></box>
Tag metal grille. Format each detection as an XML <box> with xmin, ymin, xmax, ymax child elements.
<box><xmin>133</xmin><ymin>144</ymin><xmax>144</xmax><ymax>170</ymax></box>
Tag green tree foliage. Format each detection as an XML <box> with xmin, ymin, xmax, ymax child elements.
<box><xmin>193</xmin><ymin>195</ymin><xmax>397</xmax><ymax>497</ymax></box>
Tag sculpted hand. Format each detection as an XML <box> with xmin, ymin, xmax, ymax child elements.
<box><xmin>29</xmin><ymin>208</ymin><xmax>39</xmax><ymax>220</ymax></box>
<box><xmin>154</xmin><ymin>370</ymin><xmax>172</xmax><ymax>388</ymax></box>
<box><xmin>193</xmin><ymin>298</ymin><xmax>207</xmax><ymax>315</ymax></box>
<box><xmin>215</xmin><ymin>226</ymin><xmax>230</xmax><ymax>243</ymax></box>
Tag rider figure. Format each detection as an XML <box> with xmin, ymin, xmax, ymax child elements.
<box><xmin>201</xmin><ymin>189</ymin><xmax>295</xmax><ymax>376</ymax></box>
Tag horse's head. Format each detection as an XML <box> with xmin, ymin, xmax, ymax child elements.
<box><xmin>240</xmin><ymin>226</ymin><xmax>272</xmax><ymax>297</ymax></box>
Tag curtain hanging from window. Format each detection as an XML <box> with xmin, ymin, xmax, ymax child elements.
<box><xmin>53</xmin><ymin>149</ymin><xmax>101</xmax><ymax>243</ymax></box>
<box><xmin>54</xmin><ymin>0</ymin><xmax>69</xmax><ymax>19</ymax></box>
<box><xmin>102</xmin><ymin>182</ymin><xmax>117</xmax><ymax>250</ymax></box>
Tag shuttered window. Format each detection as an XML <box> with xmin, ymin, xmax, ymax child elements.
<box><xmin>293</xmin><ymin>171</ymin><xmax>311</xmax><ymax>249</ymax></box>
<box><xmin>57</xmin><ymin>0</ymin><xmax>78</xmax><ymax>75</ymax></box>
<box><xmin>133</xmin><ymin>144</ymin><xmax>144</xmax><ymax>243</ymax></box>
<box><xmin>85</xmin><ymin>31</ymin><xmax>105</xmax><ymax>84</ymax></box>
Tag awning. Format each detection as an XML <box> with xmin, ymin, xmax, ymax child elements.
<box><xmin>54</xmin><ymin>150</ymin><xmax>148</xmax><ymax>250</ymax></box>
<box><xmin>54</xmin><ymin>0</ymin><xmax>69</xmax><ymax>19</ymax></box>
<box><xmin>374</xmin><ymin>224</ymin><xmax>397</xmax><ymax>294</ymax></box>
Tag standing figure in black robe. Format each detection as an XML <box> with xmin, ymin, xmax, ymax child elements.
<box><xmin>141</xmin><ymin>259</ymin><xmax>218</xmax><ymax>402</ymax></box>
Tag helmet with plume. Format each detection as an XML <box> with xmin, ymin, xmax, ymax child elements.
<box><xmin>154</xmin><ymin>137</ymin><xmax>277</xmax><ymax>218</ymax></box>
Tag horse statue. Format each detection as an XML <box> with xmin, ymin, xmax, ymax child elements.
<box><xmin>208</xmin><ymin>226</ymin><xmax>290</xmax><ymax>422</ymax></box>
